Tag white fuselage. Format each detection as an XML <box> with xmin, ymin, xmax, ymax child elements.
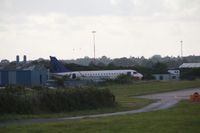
<box><xmin>52</xmin><ymin>70</ymin><xmax>143</xmax><ymax>81</ymax></box>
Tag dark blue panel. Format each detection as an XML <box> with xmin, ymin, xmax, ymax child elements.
<box><xmin>0</xmin><ymin>71</ymin><xmax>9</xmax><ymax>86</ymax></box>
<box><xmin>16</xmin><ymin>70</ymin><xmax>31</xmax><ymax>86</ymax></box>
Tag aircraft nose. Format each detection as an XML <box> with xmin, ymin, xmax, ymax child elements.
<box><xmin>139</xmin><ymin>73</ymin><xmax>143</xmax><ymax>79</ymax></box>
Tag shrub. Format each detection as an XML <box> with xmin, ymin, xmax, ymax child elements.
<box><xmin>0</xmin><ymin>87</ymin><xmax>115</xmax><ymax>114</ymax></box>
<box><xmin>115</xmin><ymin>74</ymin><xmax>133</xmax><ymax>84</ymax></box>
<box><xmin>103</xmin><ymin>74</ymin><xmax>133</xmax><ymax>84</ymax></box>
<box><xmin>0</xmin><ymin>87</ymin><xmax>34</xmax><ymax>114</ymax></box>
<box><xmin>37</xmin><ymin>88</ymin><xmax>115</xmax><ymax>112</ymax></box>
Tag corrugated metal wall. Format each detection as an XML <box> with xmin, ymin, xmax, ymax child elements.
<box><xmin>0</xmin><ymin>71</ymin><xmax>1</xmax><ymax>85</ymax></box>
<box><xmin>153</xmin><ymin>74</ymin><xmax>179</xmax><ymax>81</ymax></box>
<box><xmin>0</xmin><ymin>71</ymin><xmax>9</xmax><ymax>86</ymax></box>
<box><xmin>32</xmin><ymin>71</ymin><xmax>42</xmax><ymax>86</ymax></box>
<box><xmin>8</xmin><ymin>71</ymin><xmax>16</xmax><ymax>85</ymax></box>
<box><xmin>0</xmin><ymin>68</ymin><xmax>48</xmax><ymax>87</ymax></box>
<box><xmin>153</xmin><ymin>74</ymin><xmax>170</xmax><ymax>81</ymax></box>
<box><xmin>169</xmin><ymin>74</ymin><xmax>180</xmax><ymax>80</ymax></box>
<box><xmin>31</xmin><ymin>69</ymin><xmax>47</xmax><ymax>86</ymax></box>
<box><xmin>16</xmin><ymin>70</ymin><xmax>31</xmax><ymax>86</ymax></box>
<box><xmin>40</xmin><ymin>68</ymin><xmax>48</xmax><ymax>86</ymax></box>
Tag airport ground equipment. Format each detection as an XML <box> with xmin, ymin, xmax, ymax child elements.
<box><xmin>190</xmin><ymin>92</ymin><xmax>200</xmax><ymax>102</ymax></box>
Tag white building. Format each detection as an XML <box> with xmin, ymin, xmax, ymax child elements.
<box><xmin>153</xmin><ymin>70</ymin><xmax>180</xmax><ymax>81</ymax></box>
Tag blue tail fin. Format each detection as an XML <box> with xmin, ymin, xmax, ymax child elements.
<box><xmin>50</xmin><ymin>56</ymin><xmax>71</xmax><ymax>73</ymax></box>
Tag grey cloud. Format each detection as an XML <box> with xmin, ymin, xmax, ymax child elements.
<box><xmin>0</xmin><ymin>0</ymin><xmax>199</xmax><ymax>31</ymax></box>
<box><xmin>0</xmin><ymin>0</ymin><xmax>200</xmax><ymax>19</ymax></box>
<box><xmin>110</xmin><ymin>0</ymin><xmax>165</xmax><ymax>16</ymax></box>
<box><xmin>0</xmin><ymin>0</ymin><xmax>114</xmax><ymax>15</ymax></box>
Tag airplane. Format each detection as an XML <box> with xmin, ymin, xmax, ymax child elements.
<box><xmin>50</xmin><ymin>56</ymin><xmax>143</xmax><ymax>81</ymax></box>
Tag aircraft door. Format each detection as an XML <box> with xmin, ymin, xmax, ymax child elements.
<box><xmin>127</xmin><ymin>72</ymin><xmax>131</xmax><ymax>76</ymax></box>
<box><xmin>72</xmin><ymin>73</ymin><xmax>76</xmax><ymax>79</ymax></box>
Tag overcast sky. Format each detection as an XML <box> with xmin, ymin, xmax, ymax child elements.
<box><xmin>0</xmin><ymin>0</ymin><xmax>200</xmax><ymax>61</ymax></box>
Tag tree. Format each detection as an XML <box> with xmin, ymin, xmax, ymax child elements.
<box><xmin>152</xmin><ymin>62</ymin><xmax>167</xmax><ymax>74</ymax></box>
<box><xmin>150</xmin><ymin>55</ymin><xmax>162</xmax><ymax>63</ymax></box>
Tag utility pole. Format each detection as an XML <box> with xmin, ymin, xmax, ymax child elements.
<box><xmin>92</xmin><ymin>31</ymin><xmax>96</xmax><ymax>65</ymax></box>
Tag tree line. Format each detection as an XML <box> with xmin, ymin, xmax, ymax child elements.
<box><xmin>1</xmin><ymin>55</ymin><xmax>200</xmax><ymax>80</ymax></box>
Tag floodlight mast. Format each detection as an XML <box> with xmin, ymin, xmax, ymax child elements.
<box><xmin>92</xmin><ymin>31</ymin><xmax>96</xmax><ymax>65</ymax></box>
<box><xmin>180</xmin><ymin>40</ymin><xmax>183</xmax><ymax>58</ymax></box>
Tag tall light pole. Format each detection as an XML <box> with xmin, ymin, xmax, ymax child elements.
<box><xmin>180</xmin><ymin>40</ymin><xmax>183</xmax><ymax>58</ymax></box>
<box><xmin>92</xmin><ymin>31</ymin><xmax>96</xmax><ymax>65</ymax></box>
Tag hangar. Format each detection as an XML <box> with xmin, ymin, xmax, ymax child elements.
<box><xmin>0</xmin><ymin>65</ymin><xmax>48</xmax><ymax>87</ymax></box>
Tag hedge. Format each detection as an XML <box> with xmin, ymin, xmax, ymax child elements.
<box><xmin>0</xmin><ymin>87</ymin><xmax>115</xmax><ymax>114</ymax></box>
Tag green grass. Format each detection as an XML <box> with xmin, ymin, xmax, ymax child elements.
<box><xmin>108</xmin><ymin>80</ymin><xmax>200</xmax><ymax>97</ymax></box>
<box><xmin>106</xmin><ymin>79</ymin><xmax>200</xmax><ymax>109</ymax></box>
<box><xmin>1</xmin><ymin>80</ymin><xmax>200</xmax><ymax>122</ymax></box>
<box><xmin>1</xmin><ymin>101</ymin><xmax>200</xmax><ymax>133</ymax></box>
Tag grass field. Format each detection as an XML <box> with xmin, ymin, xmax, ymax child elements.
<box><xmin>1</xmin><ymin>100</ymin><xmax>200</xmax><ymax>133</ymax></box>
<box><xmin>1</xmin><ymin>79</ymin><xmax>200</xmax><ymax>122</ymax></box>
<box><xmin>105</xmin><ymin>79</ymin><xmax>200</xmax><ymax>109</ymax></box>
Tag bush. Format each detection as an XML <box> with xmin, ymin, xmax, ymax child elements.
<box><xmin>0</xmin><ymin>86</ymin><xmax>34</xmax><ymax>114</ymax></box>
<box><xmin>0</xmin><ymin>87</ymin><xmax>115</xmax><ymax>114</ymax></box>
<box><xmin>103</xmin><ymin>74</ymin><xmax>133</xmax><ymax>84</ymax></box>
<box><xmin>115</xmin><ymin>74</ymin><xmax>133</xmax><ymax>84</ymax></box>
<box><xmin>180</xmin><ymin>68</ymin><xmax>200</xmax><ymax>80</ymax></box>
<box><xmin>37</xmin><ymin>88</ymin><xmax>115</xmax><ymax>112</ymax></box>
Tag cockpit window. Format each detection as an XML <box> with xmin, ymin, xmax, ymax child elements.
<box><xmin>133</xmin><ymin>72</ymin><xmax>137</xmax><ymax>74</ymax></box>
